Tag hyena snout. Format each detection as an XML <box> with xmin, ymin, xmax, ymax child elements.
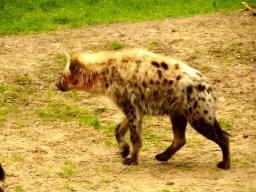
<box><xmin>56</xmin><ymin>75</ymin><xmax>69</xmax><ymax>92</ymax></box>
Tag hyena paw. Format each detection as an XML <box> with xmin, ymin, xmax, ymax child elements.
<box><xmin>217</xmin><ymin>161</ymin><xmax>231</xmax><ymax>169</ymax></box>
<box><xmin>155</xmin><ymin>152</ymin><xmax>170</xmax><ymax>162</ymax></box>
<box><xmin>120</xmin><ymin>144</ymin><xmax>130</xmax><ymax>158</ymax></box>
<box><xmin>122</xmin><ymin>158</ymin><xmax>138</xmax><ymax>165</ymax></box>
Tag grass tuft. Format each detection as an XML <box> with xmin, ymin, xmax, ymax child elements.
<box><xmin>219</xmin><ymin>118</ymin><xmax>233</xmax><ymax>131</ymax></box>
<box><xmin>59</xmin><ymin>162</ymin><xmax>76</xmax><ymax>177</ymax></box>
<box><xmin>110</xmin><ymin>42</ymin><xmax>123</xmax><ymax>50</ymax></box>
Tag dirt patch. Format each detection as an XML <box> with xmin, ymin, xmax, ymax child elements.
<box><xmin>0</xmin><ymin>12</ymin><xmax>256</xmax><ymax>191</ymax></box>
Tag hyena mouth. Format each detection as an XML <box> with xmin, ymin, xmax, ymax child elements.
<box><xmin>55</xmin><ymin>82</ymin><xmax>68</xmax><ymax>92</ymax></box>
<box><xmin>56</xmin><ymin>76</ymin><xmax>69</xmax><ymax>92</ymax></box>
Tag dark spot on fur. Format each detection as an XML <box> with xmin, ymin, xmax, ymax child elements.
<box><xmin>136</xmin><ymin>60</ymin><xmax>142</xmax><ymax>64</ymax></box>
<box><xmin>187</xmin><ymin>86</ymin><xmax>193</xmax><ymax>95</ymax></box>
<box><xmin>193</xmin><ymin>101</ymin><xmax>198</xmax><ymax>109</ymax></box>
<box><xmin>189</xmin><ymin>107</ymin><xmax>192</xmax><ymax>114</ymax></box>
<box><xmin>116</xmin><ymin>93</ymin><xmax>122</xmax><ymax>100</ymax></box>
<box><xmin>161</xmin><ymin>62</ymin><xmax>168</xmax><ymax>70</ymax></box>
<box><xmin>105</xmin><ymin>83</ymin><xmax>109</xmax><ymax>88</ymax></box>
<box><xmin>141</xmin><ymin>93</ymin><xmax>145</xmax><ymax>100</ymax></box>
<box><xmin>185</xmin><ymin>110</ymin><xmax>188</xmax><ymax>116</ymax></box>
<box><xmin>150</xmin><ymin>79</ymin><xmax>154</xmax><ymax>84</ymax></box>
<box><xmin>199</xmin><ymin>118</ymin><xmax>205</xmax><ymax>124</ymax></box>
<box><xmin>176</xmin><ymin>75</ymin><xmax>181</xmax><ymax>80</ymax></box>
<box><xmin>157</xmin><ymin>70</ymin><xmax>162</xmax><ymax>79</ymax></box>
<box><xmin>167</xmin><ymin>96</ymin><xmax>175</xmax><ymax>104</ymax></box>
<box><xmin>196</xmin><ymin>72</ymin><xmax>202</xmax><ymax>77</ymax></box>
<box><xmin>111</xmin><ymin>66</ymin><xmax>116</xmax><ymax>77</ymax></box>
<box><xmin>175</xmin><ymin>63</ymin><xmax>179</xmax><ymax>69</ymax></box>
<box><xmin>122</xmin><ymin>59</ymin><xmax>129</xmax><ymax>63</ymax></box>
<box><xmin>142</xmin><ymin>81</ymin><xmax>148</xmax><ymax>88</ymax></box>
<box><xmin>156</xmin><ymin>80</ymin><xmax>160</xmax><ymax>84</ymax></box>
<box><xmin>169</xmin><ymin>80</ymin><xmax>173</xmax><ymax>85</ymax></box>
<box><xmin>152</xmin><ymin>61</ymin><xmax>160</xmax><ymax>68</ymax></box>
<box><xmin>196</xmin><ymin>111</ymin><xmax>199</xmax><ymax>115</ymax></box>
<box><xmin>134</xmin><ymin>83</ymin><xmax>138</xmax><ymax>87</ymax></box>
<box><xmin>108</xmin><ymin>58</ymin><xmax>116</xmax><ymax>65</ymax></box>
<box><xmin>163</xmin><ymin>78</ymin><xmax>168</xmax><ymax>84</ymax></box>
<box><xmin>105</xmin><ymin>68</ymin><xmax>109</xmax><ymax>74</ymax></box>
<box><xmin>187</xmin><ymin>86</ymin><xmax>193</xmax><ymax>101</ymax></box>
<box><xmin>129</xmin><ymin>119</ymin><xmax>134</xmax><ymax>124</ymax></box>
<box><xmin>209</xmin><ymin>117</ymin><xmax>212</xmax><ymax>120</ymax></box>
<box><xmin>207</xmin><ymin>87</ymin><xmax>213</xmax><ymax>94</ymax></box>
<box><xmin>204</xmin><ymin>110</ymin><xmax>208</xmax><ymax>114</ymax></box>
<box><xmin>197</xmin><ymin>84</ymin><xmax>206</xmax><ymax>91</ymax></box>
<box><xmin>202</xmin><ymin>97</ymin><xmax>206</xmax><ymax>101</ymax></box>
<box><xmin>153</xmin><ymin>90</ymin><xmax>158</xmax><ymax>99</ymax></box>
<box><xmin>167</xmin><ymin>89</ymin><xmax>173</xmax><ymax>94</ymax></box>
<box><xmin>92</xmin><ymin>72</ymin><xmax>98</xmax><ymax>79</ymax></box>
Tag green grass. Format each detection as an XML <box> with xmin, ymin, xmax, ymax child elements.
<box><xmin>177</xmin><ymin>164</ymin><xmax>191</xmax><ymax>171</ymax></box>
<box><xmin>64</xmin><ymin>184</ymin><xmax>74</xmax><ymax>190</ymax></box>
<box><xmin>0</xmin><ymin>84</ymin><xmax>10</xmax><ymax>103</ymax></box>
<box><xmin>110</xmin><ymin>42</ymin><xmax>123</xmax><ymax>50</ymax></box>
<box><xmin>1</xmin><ymin>0</ymin><xmax>254</xmax><ymax>35</ymax></box>
<box><xmin>15</xmin><ymin>186</ymin><xmax>24</xmax><ymax>192</ymax></box>
<box><xmin>219</xmin><ymin>118</ymin><xmax>233</xmax><ymax>131</ymax></box>
<box><xmin>37</xmin><ymin>100</ymin><xmax>102</xmax><ymax>128</ymax></box>
<box><xmin>59</xmin><ymin>162</ymin><xmax>76</xmax><ymax>177</ymax></box>
<box><xmin>101</xmin><ymin>178</ymin><xmax>110</xmax><ymax>183</ymax></box>
<box><xmin>105</xmin><ymin>139</ymin><xmax>116</xmax><ymax>147</ymax></box>
<box><xmin>11</xmin><ymin>156</ymin><xmax>25</xmax><ymax>161</ymax></box>
<box><xmin>94</xmin><ymin>166</ymin><xmax>110</xmax><ymax>172</ymax></box>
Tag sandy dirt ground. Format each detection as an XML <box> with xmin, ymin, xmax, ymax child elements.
<box><xmin>0</xmin><ymin>12</ymin><xmax>256</xmax><ymax>192</ymax></box>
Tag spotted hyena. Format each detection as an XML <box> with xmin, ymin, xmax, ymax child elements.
<box><xmin>56</xmin><ymin>49</ymin><xmax>231</xmax><ymax>169</ymax></box>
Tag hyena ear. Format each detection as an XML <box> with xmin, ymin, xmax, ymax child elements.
<box><xmin>65</xmin><ymin>53</ymin><xmax>70</xmax><ymax>62</ymax></box>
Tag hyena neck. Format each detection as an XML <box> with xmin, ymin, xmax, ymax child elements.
<box><xmin>71</xmin><ymin>70</ymin><xmax>104</xmax><ymax>94</ymax></box>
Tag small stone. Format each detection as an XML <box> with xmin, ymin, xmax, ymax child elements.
<box><xmin>166</xmin><ymin>181</ymin><xmax>175</xmax><ymax>185</ymax></box>
<box><xmin>243</xmin><ymin>134</ymin><xmax>248</xmax><ymax>138</ymax></box>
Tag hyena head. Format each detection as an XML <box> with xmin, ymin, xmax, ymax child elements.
<box><xmin>56</xmin><ymin>53</ymin><xmax>102</xmax><ymax>94</ymax></box>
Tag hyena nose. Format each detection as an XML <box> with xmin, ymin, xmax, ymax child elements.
<box><xmin>56</xmin><ymin>81</ymin><xmax>67</xmax><ymax>92</ymax></box>
<box><xmin>55</xmin><ymin>82</ymin><xmax>60</xmax><ymax>89</ymax></box>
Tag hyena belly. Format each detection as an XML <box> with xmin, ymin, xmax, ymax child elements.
<box><xmin>56</xmin><ymin>49</ymin><xmax>231</xmax><ymax>169</ymax></box>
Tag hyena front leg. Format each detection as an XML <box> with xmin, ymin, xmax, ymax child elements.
<box><xmin>115</xmin><ymin>118</ymin><xmax>130</xmax><ymax>158</ymax></box>
<box><xmin>156</xmin><ymin>114</ymin><xmax>187</xmax><ymax>161</ymax></box>
<box><xmin>122</xmin><ymin>114</ymin><xmax>143</xmax><ymax>165</ymax></box>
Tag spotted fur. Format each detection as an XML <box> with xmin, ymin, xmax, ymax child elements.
<box><xmin>56</xmin><ymin>49</ymin><xmax>231</xmax><ymax>169</ymax></box>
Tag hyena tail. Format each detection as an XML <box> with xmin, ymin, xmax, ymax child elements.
<box><xmin>214</xmin><ymin>118</ymin><xmax>231</xmax><ymax>137</ymax></box>
<box><xmin>0</xmin><ymin>164</ymin><xmax>4</xmax><ymax>181</ymax></box>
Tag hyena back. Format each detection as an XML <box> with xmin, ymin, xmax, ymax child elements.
<box><xmin>56</xmin><ymin>49</ymin><xmax>231</xmax><ymax>169</ymax></box>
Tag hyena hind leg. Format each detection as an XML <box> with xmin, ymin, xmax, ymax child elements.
<box><xmin>190</xmin><ymin>116</ymin><xmax>231</xmax><ymax>169</ymax></box>
<box><xmin>115</xmin><ymin>118</ymin><xmax>130</xmax><ymax>158</ymax></box>
<box><xmin>155</xmin><ymin>114</ymin><xmax>187</xmax><ymax>162</ymax></box>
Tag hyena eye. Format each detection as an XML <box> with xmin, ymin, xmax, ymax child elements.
<box><xmin>69</xmin><ymin>59</ymin><xmax>79</xmax><ymax>74</ymax></box>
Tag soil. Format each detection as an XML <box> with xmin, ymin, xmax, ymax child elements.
<box><xmin>0</xmin><ymin>12</ymin><xmax>256</xmax><ymax>192</ymax></box>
